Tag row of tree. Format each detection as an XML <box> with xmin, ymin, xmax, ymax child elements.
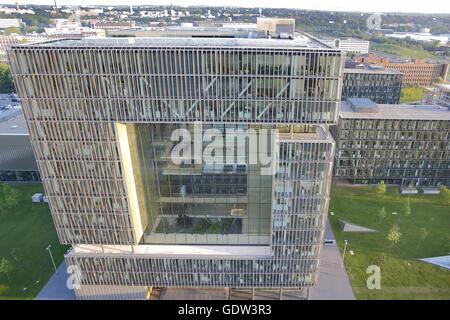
<box><xmin>0</xmin><ymin>184</ymin><xmax>21</xmax><ymax>282</ymax></box>
<box><xmin>0</xmin><ymin>64</ymin><xmax>15</xmax><ymax>94</ymax></box>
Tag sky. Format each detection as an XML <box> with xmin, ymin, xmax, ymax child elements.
<box><xmin>3</xmin><ymin>0</ymin><xmax>450</xmax><ymax>14</ymax></box>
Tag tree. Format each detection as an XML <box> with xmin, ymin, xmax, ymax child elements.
<box><xmin>439</xmin><ymin>186</ymin><xmax>450</xmax><ymax>206</ymax></box>
<box><xmin>0</xmin><ymin>64</ymin><xmax>15</xmax><ymax>94</ymax></box>
<box><xmin>387</xmin><ymin>224</ymin><xmax>402</xmax><ymax>247</ymax></box>
<box><xmin>0</xmin><ymin>184</ymin><xmax>20</xmax><ymax>213</ymax></box>
<box><xmin>376</xmin><ymin>181</ymin><xmax>386</xmax><ymax>195</ymax></box>
<box><xmin>378</xmin><ymin>207</ymin><xmax>387</xmax><ymax>224</ymax></box>
<box><xmin>0</xmin><ymin>258</ymin><xmax>13</xmax><ymax>282</ymax></box>
<box><xmin>404</xmin><ymin>197</ymin><xmax>411</xmax><ymax>217</ymax></box>
<box><xmin>400</xmin><ymin>86</ymin><xmax>425</xmax><ymax>103</ymax></box>
<box><xmin>3</xmin><ymin>184</ymin><xmax>19</xmax><ymax>209</ymax></box>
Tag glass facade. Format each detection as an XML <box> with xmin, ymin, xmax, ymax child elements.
<box><xmin>0</xmin><ymin>170</ymin><xmax>40</xmax><ymax>182</ymax></box>
<box><xmin>124</xmin><ymin>123</ymin><xmax>273</xmax><ymax>245</ymax></box>
<box><xmin>332</xmin><ymin>115</ymin><xmax>450</xmax><ymax>186</ymax></box>
<box><xmin>342</xmin><ymin>70</ymin><xmax>402</xmax><ymax>104</ymax></box>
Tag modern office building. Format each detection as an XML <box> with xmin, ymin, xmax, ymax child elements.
<box><xmin>354</xmin><ymin>53</ymin><xmax>448</xmax><ymax>86</ymax></box>
<box><xmin>9</xmin><ymin>35</ymin><xmax>343</xmax><ymax>299</ymax></box>
<box><xmin>321</xmin><ymin>38</ymin><xmax>370</xmax><ymax>54</ymax></box>
<box><xmin>332</xmin><ymin>98</ymin><xmax>450</xmax><ymax>187</ymax></box>
<box><xmin>342</xmin><ymin>67</ymin><xmax>403</xmax><ymax>104</ymax></box>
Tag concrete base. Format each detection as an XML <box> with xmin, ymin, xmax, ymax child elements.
<box><xmin>160</xmin><ymin>287</ymin><xmax>229</xmax><ymax>300</ymax></box>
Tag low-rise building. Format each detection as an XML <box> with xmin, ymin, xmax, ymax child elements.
<box><xmin>342</xmin><ymin>67</ymin><xmax>403</xmax><ymax>104</ymax></box>
<box><xmin>354</xmin><ymin>53</ymin><xmax>448</xmax><ymax>86</ymax></box>
<box><xmin>331</xmin><ymin>98</ymin><xmax>450</xmax><ymax>187</ymax></box>
<box><xmin>256</xmin><ymin>18</ymin><xmax>295</xmax><ymax>38</ymax></box>
<box><xmin>92</xmin><ymin>21</ymin><xmax>136</xmax><ymax>31</ymax></box>
<box><xmin>0</xmin><ymin>18</ymin><xmax>21</xmax><ymax>30</ymax></box>
<box><xmin>321</xmin><ymin>38</ymin><xmax>370</xmax><ymax>54</ymax></box>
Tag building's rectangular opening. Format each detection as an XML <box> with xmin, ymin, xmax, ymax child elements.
<box><xmin>118</xmin><ymin>123</ymin><xmax>275</xmax><ymax>245</ymax></box>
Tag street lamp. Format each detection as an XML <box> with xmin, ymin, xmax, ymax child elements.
<box><xmin>341</xmin><ymin>240</ymin><xmax>348</xmax><ymax>268</ymax></box>
<box><xmin>46</xmin><ymin>245</ymin><xmax>57</xmax><ymax>273</ymax></box>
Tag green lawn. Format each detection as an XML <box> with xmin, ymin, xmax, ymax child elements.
<box><xmin>329</xmin><ymin>185</ymin><xmax>450</xmax><ymax>300</ymax></box>
<box><xmin>0</xmin><ymin>184</ymin><xmax>69</xmax><ymax>300</ymax></box>
<box><xmin>400</xmin><ymin>86</ymin><xmax>425</xmax><ymax>103</ymax></box>
<box><xmin>371</xmin><ymin>43</ymin><xmax>439</xmax><ymax>60</ymax></box>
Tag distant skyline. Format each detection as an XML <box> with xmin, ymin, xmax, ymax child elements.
<box><xmin>4</xmin><ymin>0</ymin><xmax>450</xmax><ymax>14</ymax></box>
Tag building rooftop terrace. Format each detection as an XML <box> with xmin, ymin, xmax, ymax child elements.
<box><xmin>11</xmin><ymin>35</ymin><xmax>337</xmax><ymax>50</ymax></box>
<box><xmin>340</xmin><ymin>101</ymin><xmax>450</xmax><ymax>121</ymax></box>
<box><xmin>344</xmin><ymin>67</ymin><xmax>401</xmax><ymax>75</ymax></box>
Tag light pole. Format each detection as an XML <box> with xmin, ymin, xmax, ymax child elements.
<box><xmin>46</xmin><ymin>245</ymin><xmax>57</xmax><ymax>273</ymax></box>
<box><xmin>341</xmin><ymin>240</ymin><xmax>348</xmax><ymax>268</ymax></box>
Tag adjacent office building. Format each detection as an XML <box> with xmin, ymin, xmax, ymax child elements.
<box><xmin>9</xmin><ymin>35</ymin><xmax>344</xmax><ymax>299</ymax></box>
<box><xmin>342</xmin><ymin>67</ymin><xmax>403</xmax><ymax>104</ymax></box>
<box><xmin>354</xmin><ymin>53</ymin><xmax>448</xmax><ymax>86</ymax></box>
<box><xmin>332</xmin><ymin>98</ymin><xmax>450</xmax><ymax>187</ymax></box>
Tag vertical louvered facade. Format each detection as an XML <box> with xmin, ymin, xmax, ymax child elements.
<box><xmin>8</xmin><ymin>38</ymin><xmax>343</xmax><ymax>299</ymax></box>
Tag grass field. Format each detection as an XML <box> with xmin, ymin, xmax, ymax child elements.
<box><xmin>400</xmin><ymin>86</ymin><xmax>426</xmax><ymax>103</ymax></box>
<box><xmin>371</xmin><ymin>43</ymin><xmax>439</xmax><ymax>60</ymax></box>
<box><xmin>0</xmin><ymin>184</ymin><xmax>68</xmax><ymax>300</ymax></box>
<box><xmin>329</xmin><ymin>185</ymin><xmax>450</xmax><ymax>300</ymax></box>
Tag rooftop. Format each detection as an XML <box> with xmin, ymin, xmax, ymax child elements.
<box><xmin>12</xmin><ymin>35</ymin><xmax>337</xmax><ymax>50</ymax></box>
<box><xmin>344</xmin><ymin>67</ymin><xmax>401</xmax><ymax>75</ymax></box>
<box><xmin>347</xmin><ymin>98</ymin><xmax>379</xmax><ymax>113</ymax></box>
<box><xmin>340</xmin><ymin>101</ymin><xmax>450</xmax><ymax>121</ymax></box>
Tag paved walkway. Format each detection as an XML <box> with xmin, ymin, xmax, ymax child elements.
<box><xmin>35</xmin><ymin>261</ymin><xmax>76</xmax><ymax>300</ymax></box>
<box><xmin>309</xmin><ymin>222</ymin><xmax>356</xmax><ymax>300</ymax></box>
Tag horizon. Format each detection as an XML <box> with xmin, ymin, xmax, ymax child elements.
<box><xmin>2</xmin><ymin>0</ymin><xmax>450</xmax><ymax>15</ymax></box>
